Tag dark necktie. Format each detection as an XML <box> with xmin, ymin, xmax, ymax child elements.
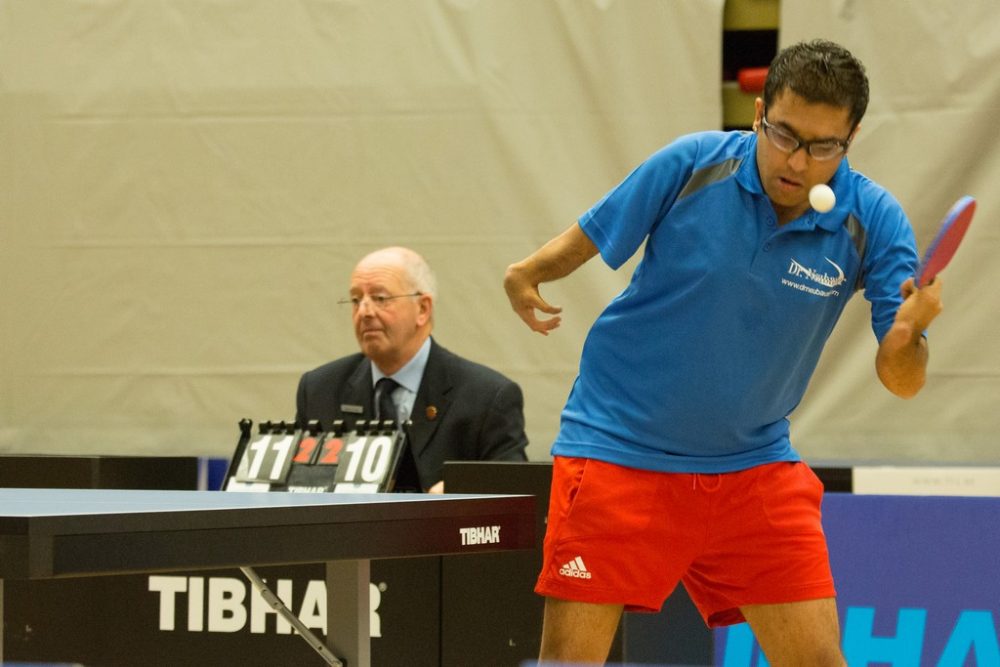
<box><xmin>374</xmin><ymin>377</ymin><xmax>400</xmax><ymax>423</ymax></box>
<box><xmin>373</xmin><ymin>377</ymin><xmax>420</xmax><ymax>491</ymax></box>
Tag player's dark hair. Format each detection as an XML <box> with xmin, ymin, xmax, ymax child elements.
<box><xmin>764</xmin><ymin>40</ymin><xmax>869</xmax><ymax>128</ymax></box>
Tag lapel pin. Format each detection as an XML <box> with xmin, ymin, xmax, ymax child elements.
<box><xmin>425</xmin><ymin>405</ymin><xmax>438</xmax><ymax>421</ymax></box>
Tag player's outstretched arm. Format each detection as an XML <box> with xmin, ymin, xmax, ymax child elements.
<box><xmin>875</xmin><ymin>277</ymin><xmax>943</xmax><ymax>398</ymax></box>
<box><xmin>504</xmin><ymin>223</ymin><xmax>599</xmax><ymax>335</ymax></box>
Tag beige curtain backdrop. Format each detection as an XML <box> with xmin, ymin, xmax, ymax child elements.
<box><xmin>2</xmin><ymin>0</ymin><xmax>996</xmax><ymax>466</ymax></box>
<box><xmin>0</xmin><ymin>0</ymin><xmax>723</xmax><ymax>460</ymax></box>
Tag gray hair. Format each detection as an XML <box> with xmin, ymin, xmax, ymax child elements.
<box><xmin>361</xmin><ymin>246</ymin><xmax>438</xmax><ymax>300</ymax></box>
<box><xmin>400</xmin><ymin>248</ymin><xmax>437</xmax><ymax>300</ymax></box>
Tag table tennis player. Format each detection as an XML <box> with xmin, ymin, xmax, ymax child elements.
<box><xmin>296</xmin><ymin>246</ymin><xmax>528</xmax><ymax>493</ymax></box>
<box><xmin>504</xmin><ymin>40</ymin><xmax>944</xmax><ymax>665</ymax></box>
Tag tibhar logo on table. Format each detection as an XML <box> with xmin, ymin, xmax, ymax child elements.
<box><xmin>148</xmin><ymin>576</ymin><xmax>385</xmax><ymax>637</ymax></box>
<box><xmin>459</xmin><ymin>524</ymin><xmax>501</xmax><ymax>545</ymax></box>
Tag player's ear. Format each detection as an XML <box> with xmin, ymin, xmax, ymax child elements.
<box><xmin>846</xmin><ymin>123</ymin><xmax>861</xmax><ymax>151</ymax></box>
<box><xmin>752</xmin><ymin>97</ymin><xmax>764</xmax><ymax>131</ymax></box>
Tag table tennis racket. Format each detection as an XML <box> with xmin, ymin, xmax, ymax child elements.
<box><xmin>916</xmin><ymin>195</ymin><xmax>976</xmax><ymax>287</ymax></box>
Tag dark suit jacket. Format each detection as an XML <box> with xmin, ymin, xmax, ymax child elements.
<box><xmin>295</xmin><ymin>339</ymin><xmax>528</xmax><ymax>490</ymax></box>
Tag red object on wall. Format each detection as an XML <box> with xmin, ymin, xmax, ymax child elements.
<box><xmin>737</xmin><ymin>67</ymin><xmax>768</xmax><ymax>93</ymax></box>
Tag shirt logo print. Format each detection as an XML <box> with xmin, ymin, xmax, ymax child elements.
<box><xmin>781</xmin><ymin>257</ymin><xmax>845</xmax><ymax>298</ymax></box>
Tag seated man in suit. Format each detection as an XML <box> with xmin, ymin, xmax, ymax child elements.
<box><xmin>296</xmin><ymin>246</ymin><xmax>529</xmax><ymax>493</ymax></box>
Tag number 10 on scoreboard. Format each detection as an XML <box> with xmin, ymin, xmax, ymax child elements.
<box><xmin>332</xmin><ymin>433</ymin><xmax>402</xmax><ymax>493</ymax></box>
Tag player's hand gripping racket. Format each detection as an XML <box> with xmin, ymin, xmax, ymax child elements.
<box><xmin>916</xmin><ymin>196</ymin><xmax>977</xmax><ymax>287</ymax></box>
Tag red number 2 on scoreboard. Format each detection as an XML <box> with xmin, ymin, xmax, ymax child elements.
<box><xmin>318</xmin><ymin>438</ymin><xmax>344</xmax><ymax>465</ymax></box>
<box><xmin>293</xmin><ymin>436</ymin><xmax>319</xmax><ymax>464</ymax></box>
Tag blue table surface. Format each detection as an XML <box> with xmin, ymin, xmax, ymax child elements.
<box><xmin>0</xmin><ymin>487</ymin><xmax>521</xmax><ymax>518</ymax></box>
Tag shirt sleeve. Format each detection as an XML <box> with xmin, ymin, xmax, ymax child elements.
<box><xmin>860</xmin><ymin>185</ymin><xmax>920</xmax><ymax>342</ymax></box>
<box><xmin>579</xmin><ymin>134</ymin><xmax>701</xmax><ymax>270</ymax></box>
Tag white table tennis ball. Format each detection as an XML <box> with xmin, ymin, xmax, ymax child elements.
<box><xmin>809</xmin><ymin>184</ymin><xmax>836</xmax><ymax>213</ymax></box>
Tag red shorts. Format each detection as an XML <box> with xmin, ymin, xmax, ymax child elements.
<box><xmin>535</xmin><ymin>456</ymin><xmax>835</xmax><ymax>627</ymax></box>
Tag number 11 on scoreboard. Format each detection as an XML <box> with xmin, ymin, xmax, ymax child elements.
<box><xmin>233</xmin><ymin>432</ymin><xmax>298</xmax><ymax>484</ymax></box>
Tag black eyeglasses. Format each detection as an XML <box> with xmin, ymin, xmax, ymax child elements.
<box><xmin>760</xmin><ymin>115</ymin><xmax>851</xmax><ymax>161</ymax></box>
<box><xmin>338</xmin><ymin>292</ymin><xmax>422</xmax><ymax>311</ymax></box>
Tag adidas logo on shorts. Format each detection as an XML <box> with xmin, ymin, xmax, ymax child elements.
<box><xmin>558</xmin><ymin>556</ymin><xmax>592</xmax><ymax>579</ymax></box>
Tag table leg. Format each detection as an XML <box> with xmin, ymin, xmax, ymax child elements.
<box><xmin>326</xmin><ymin>559</ymin><xmax>371</xmax><ymax>667</ymax></box>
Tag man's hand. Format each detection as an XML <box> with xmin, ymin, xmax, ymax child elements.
<box><xmin>502</xmin><ymin>223</ymin><xmax>600</xmax><ymax>335</ymax></box>
<box><xmin>896</xmin><ymin>276</ymin><xmax>943</xmax><ymax>332</ymax></box>
<box><xmin>875</xmin><ymin>276</ymin><xmax>944</xmax><ymax>398</ymax></box>
<box><xmin>504</xmin><ymin>263</ymin><xmax>563</xmax><ymax>335</ymax></box>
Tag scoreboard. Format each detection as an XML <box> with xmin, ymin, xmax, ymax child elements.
<box><xmin>225</xmin><ymin>419</ymin><xmax>408</xmax><ymax>493</ymax></box>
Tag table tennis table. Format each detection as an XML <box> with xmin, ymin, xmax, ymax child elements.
<box><xmin>0</xmin><ymin>488</ymin><xmax>535</xmax><ymax>666</ymax></box>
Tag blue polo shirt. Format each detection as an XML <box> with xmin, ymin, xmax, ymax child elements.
<box><xmin>553</xmin><ymin>130</ymin><xmax>918</xmax><ymax>473</ymax></box>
